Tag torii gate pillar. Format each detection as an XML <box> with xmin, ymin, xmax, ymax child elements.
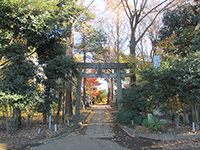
<box><xmin>75</xmin><ymin>67</ymin><xmax>82</xmax><ymax>116</ymax></box>
<box><xmin>117</xmin><ymin>67</ymin><xmax>122</xmax><ymax>111</ymax></box>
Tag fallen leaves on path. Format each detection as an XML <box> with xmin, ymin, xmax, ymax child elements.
<box><xmin>0</xmin><ymin>123</ymin><xmax>74</xmax><ymax>150</ymax></box>
<box><xmin>158</xmin><ymin>138</ymin><xmax>200</xmax><ymax>149</ymax></box>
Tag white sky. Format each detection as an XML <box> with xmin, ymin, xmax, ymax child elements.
<box><xmin>98</xmin><ymin>78</ymin><xmax>108</xmax><ymax>90</ymax></box>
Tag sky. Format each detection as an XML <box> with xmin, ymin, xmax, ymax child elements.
<box><xmin>98</xmin><ymin>78</ymin><xmax>108</xmax><ymax>90</ymax></box>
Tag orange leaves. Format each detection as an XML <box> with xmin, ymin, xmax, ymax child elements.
<box><xmin>84</xmin><ymin>76</ymin><xmax>100</xmax><ymax>98</ymax></box>
<box><xmin>85</xmin><ymin>77</ymin><xmax>99</xmax><ymax>90</ymax></box>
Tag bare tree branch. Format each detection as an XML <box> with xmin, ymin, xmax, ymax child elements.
<box><xmin>121</xmin><ymin>0</ymin><xmax>132</xmax><ymax>19</ymax></box>
<box><xmin>113</xmin><ymin>1</ymin><xmax>122</xmax><ymax>10</ymax></box>
<box><xmin>133</xmin><ymin>0</ymin><xmax>137</xmax><ymax>12</ymax></box>
<box><xmin>86</xmin><ymin>0</ymin><xmax>94</xmax><ymax>9</ymax></box>
<box><xmin>137</xmin><ymin>0</ymin><xmax>147</xmax><ymax>23</ymax></box>
<box><xmin>121</xmin><ymin>0</ymin><xmax>130</xmax><ymax>19</ymax></box>
<box><xmin>139</xmin><ymin>0</ymin><xmax>170</xmax><ymax>23</ymax></box>
<box><xmin>136</xmin><ymin>9</ymin><xmax>161</xmax><ymax>44</ymax></box>
<box><xmin>136</xmin><ymin>0</ymin><xmax>180</xmax><ymax>43</ymax></box>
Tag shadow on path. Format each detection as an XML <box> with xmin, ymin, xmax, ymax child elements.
<box><xmin>105</xmin><ymin>104</ymin><xmax>161</xmax><ymax>150</ymax></box>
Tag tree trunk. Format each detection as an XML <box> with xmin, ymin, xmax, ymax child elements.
<box><xmin>43</xmin><ymin>105</ymin><xmax>47</xmax><ymax>124</ymax></box>
<box><xmin>173</xmin><ymin>101</ymin><xmax>180</xmax><ymax>129</ymax></box>
<box><xmin>62</xmin><ymin>82</ymin><xmax>65</xmax><ymax>123</ymax></box>
<box><xmin>26</xmin><ymin>108</ymin><xmax>33</xmax><ymax>130</ymax></box>
<box><xmin>10</xmin><ymin>104</ymin><xmax>12</xmax><ymax>118</ymax></box>
<box><xmin>67</xmin><ymin>23</ymin><xmax>74</xmax><ymax>56</ymax></box>
<box><xmin>65</xmin><ymin>86</ymin><xmax>73</xmax><ymax>116</ymax></box>
<box><xmin>13</xmin><ymin>106</ymin><xmax>21</xmax><ymax>130</ymax></box>
<box><xmin>175</xmin><ymin>112</ymin><xmax>180</xmax><ymax>129</ymax></box>
<box><xmin>182</xmin><ymin>103</ymin><xmax>187</xmax><ymax>124</ymax></box>
<box><xmin>43</xmin><ymin>87</ymin><xmax>51</xmax><ymax>124</ymax></box>
<box><xmin>26</xmin><ymin>114</ymin><xmax>32</xmax><ymax>130</ymax></box>
<box><xmin>130</xmin><ymin>33</ymin><xmax>137</xmax><ymax>86</ymax></box>
<box><xmin>4</xmin><ymin>104</ymin><xmax>10</xmax><ymax>132</ymax></box>
<box><xmin>194</xmin><ymin>101</ymin><xmax>199</xmax><ymax>130</ymax></box>
<box><xmin>66</xmin><ymin>22</ymin><xmax>74</xmax><ymax>117</ymax></box>
<box><xmin>43</xmin><ymin>96</ymin><xmax>50</xmax><ymax>124</ymax></box>
<box><xmin>107</xmin><ymin>78</ymin><xmax>110</xmax><ymax>105</ymax></box>
<box><xmin>56</xmin><ymin>92</ymin><xmax>62</xmax><ymax>124</ymax></box>
<box><xmin>191</xmin><ymin>101</ymin><xmax>196</xmax><ymax>123</ymax></box>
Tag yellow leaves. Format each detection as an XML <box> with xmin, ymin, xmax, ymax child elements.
<box><xmin>74</xmin><ymin>54</ymin><xmax>83</xmax><ymax>63</ymax></box>
<box><xmin>158</xmin><ymin>33</ymin><xmax>179</xmax><ymax>55</ymax></box>
<box><xmin>0</xmin><ymin>143</ymin><xmax>7</xmax><ymax>150</ymax></box>
<box><xmin>128</xmin><ymin>54</ymin><xmax>153</xmax><ymax>84</ymax></box>
<box><xmin>129</xmin><ymin>54</ymin><xmax>152</xmax><ymax>70</ymax></box>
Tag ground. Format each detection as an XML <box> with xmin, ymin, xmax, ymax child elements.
<box><xmin>107</xmin><ymin>106</ymin><xmax>200</xmax><ymax>150</ymax></box>
<box><xmin>0</xmin><ymin>105</ymin><xmax>200</xmax><ymax>150</ymax></box>
<box><xmin>0</xmin><ymin>108</ymin><xmax>92</xmax><ymax>150</ymax></box>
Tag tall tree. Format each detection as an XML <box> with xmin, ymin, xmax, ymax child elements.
<box><xmin>104</xmin><ymin>0</ymin><xmax>129</xmax><ymax>62</ymax></box>
<box><xmin>159</xmin><ymin>1</ymin><xmax>200</xmax><ymax>56</ymax></box>
<box><xmin>64</xmin><ymin>0</ymin><xmax>93</xmax><ymax>116</ymax></box>
<box><xmin>0</xmin><ymin>0</ymin><xmax>83</xmax><ymax>124</ymax></box>
<box><xmin>99</xmin><ymin>0</ymin><xmax>129</xmax><ymax>103</ymax></box>
<box><xmin>139</xmin><ymin>51</ymin><xmax>200</xmax><ymax>129</ymax></box>
<box><xmin>120</xmin><ymin>0</ymin><xmax>180</xmax><ymax>84</ymax></box>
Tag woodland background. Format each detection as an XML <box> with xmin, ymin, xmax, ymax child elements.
<box><xmin>0</xmin><ymin>0</ymin><xmax>200</xmax><ymax>135</ymax></box>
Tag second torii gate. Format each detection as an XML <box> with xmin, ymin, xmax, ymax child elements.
<box><xmin>74</xmin><ymin>63</ymin><xmax>129</xmax><ymax>118</ymax></box>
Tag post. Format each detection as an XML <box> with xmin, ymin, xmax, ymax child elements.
<box><xmin>55</xmin><ymin>124</ymin><xmax>57</xmax><ymax>131</ymax></box>
<box><xmin>153</xmin><ymin>55</ymin><xmax>163</xmax><ymax>116</ymax></box>
<box><xmin>49</xmin><ymin>104</ymin><xmax>52</xmax><ymax>129</ymax></box>
<box><xmin>153</xmin><ymin>55</ymin><xmax>161</xmax><ymax>68</ymax></box>
<box><xmin>193</xmin><ymin>122</ymin><xmax>195</xmax><ymax>133</ymax></box>
<box><xmin>117</xmin><ymin>67</ymin><xmax>122</xmax><ymax>111</ymax></box>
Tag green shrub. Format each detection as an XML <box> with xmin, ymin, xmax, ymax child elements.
<box><xmin>142</xmin><ymin>115</ymin><xmax>166</xmax><ymax>132</ymax></box>
<box><xmin>116</xmin><ymin>111</ymin><xmax>142</xmax><ymax>125</ymax></box>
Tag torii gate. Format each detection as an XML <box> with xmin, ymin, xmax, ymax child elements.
<box><xmin>74</xmin><ymin>63</ymin><xmax>129</xmax><ymax>118</ymax></box>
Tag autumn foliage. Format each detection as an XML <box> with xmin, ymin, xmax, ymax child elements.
<box><xmin>82</xmin><ymin>72</ymin><xmax>100</xmax><ymax>103</ymax></box>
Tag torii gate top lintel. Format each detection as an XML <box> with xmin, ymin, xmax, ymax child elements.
<box><xmin>74</xmin><ymin>63</ymin><xmax>129</xmax><ymax>118</ymax></box>
<box><xmin>78</xmin><ymin>63</ymin><xmax>129</xmax><ymax>69</ymax></box>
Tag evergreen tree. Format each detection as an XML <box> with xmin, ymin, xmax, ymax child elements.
<box><xmin>0</xmin><ymin>0</ymin><xmax>84</xmax><ymax>127</ymax></box>
<box><xmin>159</xmin><ymin>2</ymin><xmax>200</xmax><ymax>56</ymax></box>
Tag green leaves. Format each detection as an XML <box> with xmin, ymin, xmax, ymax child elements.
<box><xmin>142</xmin><ymin>116</ymin><xmax>166</xmax><ymax>132</ymax></box>
<box><xmin>116</xmin><ymin>111</ymin><xmax>142</xmax><ymax>126</ymax></box>
<box><xmin>0</xmin><ymin>0</ymin><xmax>84</xmax><ymax>116</ymax></box>
<box><xmin>138</xmin><ymin>52</ymin><xmax>200</xmax><ymax>117</ymax></box>
<box><xmin>122</xmin><ymin>86</ymin><xmax>148</xmax><ymax>112</ymax></box>
<box><xmin>0</xmin><ymin>91</ymin><xmax>23</xmax><ymax>108</ymax></box>
<box><xmin>159</xmin><ymin>3</ymin><xmax>200</xmax><ymax>56</ymax></box>
<box><xmin>44</xmin><ymin>55</ymin><xmax>78</xmax><ymax>80</ymax></box>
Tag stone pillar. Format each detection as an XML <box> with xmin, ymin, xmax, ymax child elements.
<box><xmin>153</xmin><ymin>55</ymin><xmax>161</xmax><ymax>68</ymax></box>
<box><xmin>117</xmin><ymin>67</ymin><xmax>122</xmax><ymax>112</ymax></box>
<box><xmin>75</xmin><ymin>68</ymin><xmax>82</xmax><ymax>116</ymax></box>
